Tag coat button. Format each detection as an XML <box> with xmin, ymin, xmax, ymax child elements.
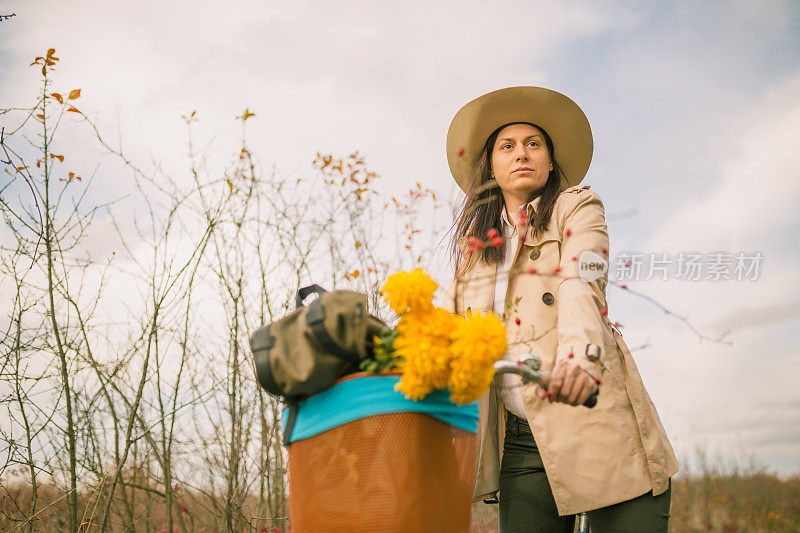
<box><xmin>542</xmin><ymin>292</ymin><xmax>554</xmax><ymax>305</ymax></box>
<box><xmin>529</xmin><ymin>247</ymin><xmax>541</xmax><ymax>260</ymax></box>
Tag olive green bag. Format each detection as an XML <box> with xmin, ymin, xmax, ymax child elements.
<box><xmin>249</xmin><ymin>284</ymin><xmax>386</xmax><ymax>402</ymax></box>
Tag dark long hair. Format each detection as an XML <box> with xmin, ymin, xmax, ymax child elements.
<box><xmin>450</xmin><ymin>122</ymin><xmax>564</xmax><ymax>277</ymax></box>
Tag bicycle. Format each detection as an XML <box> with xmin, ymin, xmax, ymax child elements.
<box><xmin>493</xmin><ymin>349</ymin><xmax>599</xmax><ymax>533</ymax></box>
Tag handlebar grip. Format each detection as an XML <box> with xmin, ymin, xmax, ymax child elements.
<box><xmin>583</xmin><ymin>390</ymin><xmax>598</xmax><ymax>408</ymax></box>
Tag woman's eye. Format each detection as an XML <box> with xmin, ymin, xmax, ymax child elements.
<box><xmin>501</xmin><ymin>143</ymin><xmax>512</xmax><ymax>150</ymax></box>
<box><xmin>528</xmin><ymin>141</ymin><xmax>540</xmax><ymax>147</ymax></box>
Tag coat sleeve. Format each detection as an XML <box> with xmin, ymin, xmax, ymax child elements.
<box><xmin>555</xmin><ymin>189</ymin><xmax>610</xmax><ymax>380</ymax></box>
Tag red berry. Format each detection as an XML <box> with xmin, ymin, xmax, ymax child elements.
<box><xmin>600</xmin><ymin>308</ymin><xmax>608</xmax><ymax>316</ymax></box>
<box><xmin>601</xmin><ymin>248</ymin><xmax>608</xmax><ymax>255</ymax></box>
<box><xmin>571</xmin><ymin>256</ymin><xmax>577</xmax><ymax>261</ymax></box>
<box><xmin>613</xmin><ymin>322</ymin><xmax>622</xmax><ymax>329</ymax></box>
<box><xmin>528</xmin><ymin>267</ymin><xmax>537</xmax><ymax>274</ymax></box>
<box><xmin>475</xmin><ymin>240</ymin><xmax>484</xmax><ymax>250</ymax></box>
<box><xmin>466</xmin><ymin>246</ymin><xmax>474</xmax><ymax>254</ymax></box>
<box><xmin>179</xmin><ymin>505</ymin><xmax>186</xmax><ymax>513</ymax></box>
<box><xmin>565</xmin><ymin>229</ymin><xmax>572</xmax><ymax>237</ymax></box>
<box><xmin>487</xmin><ymin>228</ymin><xmax>498</xmax><ymax>239</ymax></box>
<box><xmin>457</xmin><ymin>148</ymin><xmax>465</xmax><ymax>156</ymax></box>
<box><xmin>515</xmin><ymin>317</ymin><xmax>521</xmax><ymax>325</ymax></box>
<box><xmin>492</xmin><ymin>236</ymin><xmax>504</xmax><ymax>247</ymax></box>
<box><xmin>621</xmin><ymin>284</ymin><xmax>628</xmax><ymax>289</ymax></box>
<box><xmin>595</xmin><ymin>379</ymin><xmax>601</xmax><ymax>385</ymax></box>
<box><xmin>546</xmin><ymin>392</ymin><xmax>553</xmax><ymax>398</ymax></box>
<box><xmin>553</xmin><ymin>266</ymin><xmax>561</xmax><ymax>274</ymax></box>
<box><xmin>568</xmin><ymin>352</ymin><xmax>574</xmax><ymax>359</ymax></box>
<box><xmin>468</xmin><ymin>236</ymin><xmax>478</xmax><ymax>245</ymax></box>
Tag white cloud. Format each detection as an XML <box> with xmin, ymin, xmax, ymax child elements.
<box><xmin>645</xmin><ymin>76</ymin><xmax>800</xmax><ymax>252</ymax></box>
<box><xmin>1</xmin><ymin>0</ymin><xmax>632</xmax><ymax>199</ymax></box>
<box><xmin>2</xmin><ymin>0</ymin><xmax>800</xmax><ymax>476</ymax></box>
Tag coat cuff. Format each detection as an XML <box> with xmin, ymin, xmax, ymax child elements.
<box><xmin>556</xmin><ymin>342</ymin><xmax>604</xmax><ymax>381</ymax></box>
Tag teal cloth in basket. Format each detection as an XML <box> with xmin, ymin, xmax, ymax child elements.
<box><xmin>282</xmin><ymin>374</ymin><xmax>479</xmax><ymax>444</ymax></box>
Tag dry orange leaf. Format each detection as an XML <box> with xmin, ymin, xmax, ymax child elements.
<box><xmin>36</xmin><ymin>114</ymin><xmax>45</xmax><ymax>120</ymax></box>
<box><xmin>41</xmin><ymin>65</ymin><xmax>46</xmax><ymax>76</ymax></box>
<box><xmin>68</xmin><ymin>89</ymin><xmax>81</xmax><ymax>100</ymax></box>
<box><xmin>51</xmin><ymin>92</ymin><xmax>63</xmax><ymax>104</ymax></box>
<box><xmin>239</xmin><ymin>108</ymin><xmax>255</xmax><ymax>121</ymax></box>
<box><xmin>50</xmin><ymin>154</ymin><xmax>64</xmax><ymax>162</ymax></box>
<box><xmin>46</xmin><ymin>48</ymin><xmax>55</xmax><ymax>58</ymax></box>
<box><xmin>67</xmin><ymin>107</ymin><xmax>80</xmax><ymax>113</ymax></box>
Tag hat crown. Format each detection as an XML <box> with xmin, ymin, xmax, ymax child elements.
<box><xmin>446</xmin><ymin>86</ymin><xmax>593</xmax><ymax>193</ymax></box>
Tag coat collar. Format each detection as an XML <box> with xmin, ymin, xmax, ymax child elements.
<box><xmin>501</xmin><ymin>196</ymin><xmax>543</xmax><ymax>232</ymax></box>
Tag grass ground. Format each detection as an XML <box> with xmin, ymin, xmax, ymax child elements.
<box><xmin>2</xmin><ymin>471</ymin><xmax>798</xmax><ymax>531</ymax></box>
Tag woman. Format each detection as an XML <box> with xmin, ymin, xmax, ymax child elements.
<box><xmin>443</xmin><ymin>87</ymin><xmax>679</xmax><ymax>532</ymax></box>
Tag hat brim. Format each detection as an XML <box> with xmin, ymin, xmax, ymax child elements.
<box><xmin>446</xmin><ymin>86</ymin><xmax>593</xmax><ymax>194</ymax></box>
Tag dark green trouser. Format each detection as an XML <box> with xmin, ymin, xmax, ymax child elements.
<box><xmin>498</xmin><ymin>412</ymin><xmax>671</xmax><ymax>533</ymax></box>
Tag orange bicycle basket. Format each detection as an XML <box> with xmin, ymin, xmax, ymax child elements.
<box><xmin>284</xmin><ymin>372</ymin><xmax>478</xmax><ymax>532</ymax></box>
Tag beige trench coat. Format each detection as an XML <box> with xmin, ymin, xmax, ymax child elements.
<box><xmin>443</xmin><ymin>184</ymin><xmax>679</xmax><ymax>516</ymax></box>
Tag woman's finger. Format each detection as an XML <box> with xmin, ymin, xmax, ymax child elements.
<box><xmin>568</xmin><ymin>372</ymin><xmax>590</xmax><ymax>405</ymax></box>
<box><xmin>576</xmin><ymin>380</ymin><xmax>594</xmax><ymax>406</ymax></box>
<box><xmin>548</xmin><ymin>361</ymin><xmax>566</xmax><ymax>402</ymax></box>
<box><xmin>560</xmin><ymin>365</ymin><xmax>578</xmax><ymax>403</ymax></box>
<box><xmin>575</xmin><ymin>370</ymin><xmax>600</xmax><ymax>406</ymax></box>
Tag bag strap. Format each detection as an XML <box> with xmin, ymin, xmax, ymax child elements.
<box><xmin>282</xmin><ymin>401</ymin><xmax>299</xmax><ymax>447</ymax></box>
<box><xmin>296</xmin><ymin>284</ymin><xmax>327</xmax><ymax>308</ymax></box>
<box><xmin>252</xmin><ymin>324</ymin><xmax>282</xmax><ymax>396</ymax></box>
<box><xmin>306</xmin><ymin>299</ymin><xmax>360</xmax><ymax>366</ymax></box>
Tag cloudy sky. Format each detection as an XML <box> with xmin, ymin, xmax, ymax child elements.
<box><xmin>1</xmin><ymin>0</ymin><xmax>799</xmax><ymax>475</ymax></box>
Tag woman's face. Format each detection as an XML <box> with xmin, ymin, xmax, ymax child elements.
<box><xmin>490</xmin><ymin>123</ymin><xmax>553</xmax><ymax>202</ymax></box>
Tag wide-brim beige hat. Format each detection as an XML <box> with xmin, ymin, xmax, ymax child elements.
<box><xmin>446</xmin><ymin>86</ymin><xmax>593</xmax><ymax>193</ymax></box>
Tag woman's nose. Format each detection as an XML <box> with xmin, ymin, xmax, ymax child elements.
<box><xmin>516</xmin><ymin>150</ymin><xmax>527</xmax><ymax>161</ymax></box>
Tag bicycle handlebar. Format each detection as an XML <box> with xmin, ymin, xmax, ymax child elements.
<box><xmin>493</xmin><ymin>359</ymin><xmax>598</xmax><ymax>409</ymax></box>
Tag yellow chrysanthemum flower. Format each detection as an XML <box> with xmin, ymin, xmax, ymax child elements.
<box><xmin>380</xmin><ymin>268</ymin><xmax>438</xmax><ymax>315</ymax></box>
<box><xmin>448</xmin><ymin>311</ymin><xmax>507</xmax><ymax>405</ymax></box>
<box><xmin>394</xmin><ymin>307</ymin><xmax>460</xmax><ymax>400</ymax></box>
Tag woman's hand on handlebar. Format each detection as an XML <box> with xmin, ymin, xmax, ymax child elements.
<box><xmin>535</xmin><ymin>359</ymin><xmax>598</xmax><ymax>406</ymax></box>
